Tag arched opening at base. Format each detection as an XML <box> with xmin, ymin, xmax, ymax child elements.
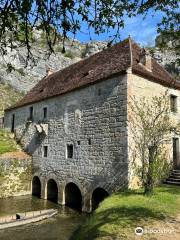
<box><xmin>32</xmin><ymin>176</ymin><xmax>41</xmax><ymax>198</ymax></box>
<box><xmin>47</xmin><ymin>179</ymin><xmax>58</xmax><ymax>203</ymax></box>
<box><xmin>65</xmin><ymin>182</ymin><xmax>82</xmax><ymax>210</ymax></box>
<box><xmin>92</xmin><ymin>188</ymin><xmax>109</xmax><ymax>210</ymax></box>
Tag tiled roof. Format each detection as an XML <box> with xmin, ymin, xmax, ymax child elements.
<box><xmin>6</xmin><ymin>38</ymin><xmax>179</xmax><ymax>111</ymax></box>
<box><xmin>131</xmin><ymin>40</ymin><xmax>179</xmax><ymax>89</ymax></box>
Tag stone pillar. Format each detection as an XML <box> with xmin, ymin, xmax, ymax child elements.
<box><xmin>41</xmin><ymin>180</ymin><xmax>47</xmax><ymax>200</ymax></box>
<box><xmin>58</xmin><ymin>184</ymin><xmax>65</xmax><ymax>205</ymax></box>
<box><xmin>82</xmin><ymin>193</ymin><xmax>92</xmax><ymax>213</ymax></box>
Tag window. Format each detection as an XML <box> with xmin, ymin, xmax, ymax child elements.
<box><xmin>67</xmin><ymin>144</ymin><xmax>73</xmax><ymax>158</ymax></box>
<box><xmin>88</xmin><ymin>138</ymin><xmax>91</xmax><ymax>145</ymax></box>
<box><xmin>11</xmin><ymin>114</ymin><xmax>15</xmax><ymax>133</ymax></box>
<box><xmin>170</xmin><ymin>95</ymin><xmax>178</xmax><ymax>112</ymax></box>
<box><xmin>98</xmin><ymin>88</ymin><xmax>101</xmax><ymax>96</ymax></box>
<box><xmin>43</xmin><ymin>107</ymin><xmax>47</xmax><ymax>119</ymax></box>
<box><xmin>77</xmin><ymin>140</ymin><xmax>81</xmax><ymax>145</ymax></box>
<box><xmin>29</xmin><ymin>106</ymin><xmax>33</xmax><ymax>120</ymax></box>
<box><xmin>43</xmin><ymin>146</ymin><xmax>48</xmax><ymax>157</ymax></box>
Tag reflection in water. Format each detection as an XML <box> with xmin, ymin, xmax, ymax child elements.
<box><xmin>0</xmin><ymin>195</ymin><xmax>85</xmax><ymax>240</ymax></box>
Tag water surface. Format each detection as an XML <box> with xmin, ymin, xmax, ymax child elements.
<box><xmin>0</xmin><ymin>195</ymin><xmax>85</xmax><ymax>240</ymax></box>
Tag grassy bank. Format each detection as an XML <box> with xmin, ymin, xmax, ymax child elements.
<box><xmin>0</xmin><ymin>130</ymin><xmax>19</xmax><ymax>154</ymax></box>
<box><xmin>0</xmin><ymin>82</ymin><xmax>24</xmax><ymax>117</ymax></box>
<box><xmin>73</xmin><ymin>185</ymin><xmax>180</xmax><ymax>240</ymax></box>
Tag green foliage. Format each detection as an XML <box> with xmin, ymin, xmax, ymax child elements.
<box><xmin>0</xmin><ymin>130</ymin><xmax>19</xmax><ymax>155</ymax></box>
<box><xmin>16</xmin><ymin>68</ymin><xmax>25</xmax><ymax>76</ymax></box>
<box><xmin>0</xmin><ymin>82</ymin><xmax>24</xmax><ymax>117</ymax></box>
<box><xmin>55</xmin><ymin>45</ymin><xmax>63</xmax><ymax>52</ymax></box>
<box><xmin>130</xmin><ymin>92</ymin><xmax>179</xmax><ymax>194</ymax></box>
<box><xmin>73</xmin><ymin>185</ymin><xmax>180</xmax><ymax>240</ymax></box>
<box><xmin>16</xmin><ymin>23</ymin><xmax>35</xmax><ymax>43</ymax></box>
<box><xmin>0</xmin><ymin>1</ymin><xmax>179</xmax><ymax>59</ymax></box>
<box><xmin>64</xmin><ymin>50</ymin><xmax>75</xmax><ymax>59</ymax></box>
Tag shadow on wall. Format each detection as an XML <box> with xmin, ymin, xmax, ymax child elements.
<box><xmin>25</xmin><ymin>132</ymin><xmax>46</xmax><ymax>155</ymax></box>
<box><xmin>15</xmin><ymin>123</ymin><xmax>46</xmax><ymax>155</ymax></box>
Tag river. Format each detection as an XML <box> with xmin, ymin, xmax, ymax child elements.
<box><xmin>0</xmin><ymin>195</ymin><xmax>86</xmax><ymax>240</ymax></box>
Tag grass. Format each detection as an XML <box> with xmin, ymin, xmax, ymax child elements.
<box><xmin>72</xmin><ymin>185</ymin><xmax>180</xmax><ymax>240</ymax></box>
<box><xmin>0</xmin><ymin>82</ymin><xmax>24</xmax><ymax>117</ymax></box>
<box><xmin>0</xmin><ymin>130</ymin><xmax>19</xmax><ymax>155</ymax></box>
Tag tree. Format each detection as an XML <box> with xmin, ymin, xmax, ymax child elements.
<box><xmin>129</xmin><ymin>92</ymin><xmax>179</xmax><ymax>195</ymax></box>
<box><xmin>0</xmin><ymin>0</ymin><xmax>179</xmax><ymax>59</ymax></box>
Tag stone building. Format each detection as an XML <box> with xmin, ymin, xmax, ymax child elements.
<box><xmin>4</xmin><ymin>38</ymin><xmax>180</xmax><ymax>212</ymax></box>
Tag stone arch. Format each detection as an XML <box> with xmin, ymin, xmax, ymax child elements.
<box><xmin>47</xmin><ymin>179</ymin><xmax>58</xmax><ymax>203</ymax></box>
<box><xmin>32</xmin><ymin>176</ymin><xmax>41</xmax><ymax>198</ymax></box>
<box><xmin>65</xmin><ymin>182</ymin><xmax>82</xmax><ymax>210</ymax></box>
<box><xmin>92</xmin><ymin>187</ymin><xmax>109</xmax><ymax>210</ymax></box>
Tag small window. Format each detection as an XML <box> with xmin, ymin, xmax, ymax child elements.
<box><xmin>77</xmin><ymin>140</ymin><xmax>80</xmax><ymax>146</ymax></box>
<box><xmin>29</xmin><ymin>106</ymin><xmax>33</xmax><ymax>120</ymax></box>
<box><xmin>88</xmin><ymin>138</ymin><xmax>91</xmax><ymax>145</ymax></box>
<box><xmin>170</xmin><ymin>95</ymin><xmax>178</xmax><ymax>112</ymax></box>
<box><xmin>43</xmin><ymin>107</ymin><xmax>47</xmax><ymax>119</ymax></box>
<box><xmin>43</xmin><ymin>146</ymin><xmax>48</xmax><ymax>157</ymax></box>
<box><xmin>67</xmin><ymin>144</ymin><xmax>73</xmax><ymax>158</ymax></box>
<box><xmin>98</xmin><ymin>88</ymin><xmax>101</xmax><ymax>96</ymax></box>
<box><xmin>11</xmin><ymin>114</ymin><xmax>15</xmax><ymax>133</ymax></box>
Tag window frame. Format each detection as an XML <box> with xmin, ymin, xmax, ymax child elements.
<box><xmin>43</xmin><ymin>107</ymin><xmax>48</xmax><ymax>120</ymax></box>
<box><xmin>170</xmin><ymin>94</ymin><xmax>178</xmax><ymax>113</ymax></box>
<box><xmin>66</xmin><ymin>144</ymin><xmax>74</xmax><ymax>159</ymax></box>
<box><xmin>42</xmin><ymin>145</ymin><xmax>48</xmax><ymax>158</ymax></box>
<box><xmin>29</xmin><ymin>106</ymin><xmax>34</xmax><ymax>120</ymax></box>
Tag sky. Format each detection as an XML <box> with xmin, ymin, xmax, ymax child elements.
<box><xmin>74</xmin><ymin>10</ymin><xmax>164</xmax><ymax>47</ymax></box>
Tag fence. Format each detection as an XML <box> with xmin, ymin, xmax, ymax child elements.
<box><xmin>0</xmin><ymin>117</ymin><xmax>4</xmax><ymax>129</ymax></box>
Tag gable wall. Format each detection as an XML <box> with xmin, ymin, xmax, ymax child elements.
<box><xmin>127</xmin><ymin>70</ymin><xmax>180</xmax><ymax>188</ymax></box>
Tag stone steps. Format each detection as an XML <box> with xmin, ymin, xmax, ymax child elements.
<box><xmin>164</xmin><ymin>169</ymin><xmax>180</xmax><ymax>186</ymax></box>
<box><xmin>164</xmin><ymin>180</ymin><xmax>180</xmax><ymax>186</ymax></box>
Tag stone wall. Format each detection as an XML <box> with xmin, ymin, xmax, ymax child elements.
<box><xmin>127</xmin><ymin>70</ymin><xmax>180</xmax><ymax>188</ymax></box>
<box><xmin>0</xmin><ymin>154</ymin><xmax>32</xmax><ymax>198</ymax></box>
<box><xmin>4</xmin><ymin>74</ymin><xmax>128</xmax><ymax>211</ymax></box>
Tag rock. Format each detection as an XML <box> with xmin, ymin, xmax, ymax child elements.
<box><xmin>0</xmin><ymin>33</ymin><xmax>107</xmax><ymax>93</ymax></box>
<box><xmin>0</xmin><ymin>29</ymin><xmax>179</xmax><ymax>94</ymax></box>
<box><xmin>83</xmin><ymin>41</ymin><xmax>107</xmax><ymax>57</ymax></box>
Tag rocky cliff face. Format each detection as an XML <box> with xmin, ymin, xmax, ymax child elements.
<box><xmin>0</xmin><ymin>33</ymin><xmax>107</xmax><ymax>93</ymax></box>
<box><xmin>151</xmin><ymin>34</ymin><xmax>179</xmax><ymax>78</ymax></box>
<box><xmin>0</xmin><ymin>31</ymin><xmax>179</xmax><ymax>116</ymax></box>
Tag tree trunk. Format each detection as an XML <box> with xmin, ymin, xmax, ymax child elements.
<box><xmin>144</xmin><ymin>146</ymin><xmax>156</xmax><ymax>195</ymax></box>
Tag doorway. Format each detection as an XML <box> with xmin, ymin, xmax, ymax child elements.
<box><xmin>173</xmin><ymin>138</ymin><xmax>180</xmax><ymax>169</ymax></box>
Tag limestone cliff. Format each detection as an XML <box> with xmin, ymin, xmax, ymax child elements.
<box><xmin>0</xmin><ymin>31</ymin><xmax>179</xmax><ymax>117</ymax></box>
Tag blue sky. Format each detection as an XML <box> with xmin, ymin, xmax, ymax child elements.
<box><xmin>74</xmin><ymin>10</ymin><xmax>164</xmax><ymax>47</ymax></box>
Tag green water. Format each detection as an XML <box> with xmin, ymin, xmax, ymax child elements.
<box><xmin>0</xmin><ymin>195</ymin><xmax>86</xmax><ymax>240</ymax></box>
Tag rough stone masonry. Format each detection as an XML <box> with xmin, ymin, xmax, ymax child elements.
<box><xmin>4</xmin><ymin>75</ymin><xmax>129</xmax><ymax>212</ymax></box>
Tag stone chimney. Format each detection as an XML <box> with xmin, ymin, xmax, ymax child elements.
<box><xmin>46</xmin><ymin>67</ymin><xmax>53</xmax><ymax>76</ymax></box>
<box><xmin>140</xmin><ymin>48</ymin><xmax>152</xmax><ymax>72</ymax></box>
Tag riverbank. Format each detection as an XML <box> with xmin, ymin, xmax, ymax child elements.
<box><xmin>72</xmin><ymin>185</ymin><xmax>180</xmax><ymax>240</ymax></box>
